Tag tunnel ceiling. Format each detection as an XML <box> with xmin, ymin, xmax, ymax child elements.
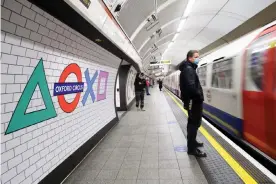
<box><xmin>116</xmin><ymin>0</ymin><xmax>275</xmax><ymax>73</ymax></box>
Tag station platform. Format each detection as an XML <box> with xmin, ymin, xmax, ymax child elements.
<box><xmin>63</xmin><ymin>87</ymin><xmax>275</xmax><ymax>184</ymax></box>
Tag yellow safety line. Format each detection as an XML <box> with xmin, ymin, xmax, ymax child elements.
<box><xmin>165</xmin><ymin>90</ymin><xmax>257</xmax><ymax>184</ymax></box>
<box><xmin>202</xmin><ymin>109</ymin><xmax>240</xmax><ymax>136</ymax></box>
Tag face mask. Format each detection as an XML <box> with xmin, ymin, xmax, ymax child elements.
<box><xmin>194</xmin><ymin>58</ymin><xmax>200</xmax><ymax>65</ymax></box>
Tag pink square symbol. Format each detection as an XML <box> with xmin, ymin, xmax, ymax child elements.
<box><xmin>97</xmin><ymin>71</ymin><xmax>109</xmax><ymax>101</ymax></box>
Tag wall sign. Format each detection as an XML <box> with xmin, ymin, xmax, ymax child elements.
<box><xmin>5</xmin><ymin>59</ymin><xmax>57</xmax><ymax>134</ymax></box>
<box><xmin>5</xmin><ymin>58</ymin><xmax>109</xmax><ymax>134</ymax></box>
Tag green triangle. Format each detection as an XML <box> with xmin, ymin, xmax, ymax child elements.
<box><xmin>5</xmin><ymin>58</ymin><xmax>57</xmax><ymax>134</ymax></box>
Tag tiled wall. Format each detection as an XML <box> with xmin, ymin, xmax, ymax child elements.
<box><xmin>1</xmin><ymin>0</ymin><xmax>121</xmax><ymax>183</ymax></box>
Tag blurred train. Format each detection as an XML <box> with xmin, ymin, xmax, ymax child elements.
<box><xmin>164</xmin><ymin>21</ymin><xmax>276</xmax><ymax>160</ymax></box>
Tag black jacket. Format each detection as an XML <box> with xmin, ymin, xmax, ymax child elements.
<box><xmin>158</xmin><ymin>80</ymin><xmax>163</xmax><ymax>87</ymax></box>
<box><xmin>134</xmin><ymin>77</ymin><xmax>146</xmax><ymax>92</ymax></box>
<box><xmin>179</xmin><ymin>61</ymin><xmax>204</xmax><ymax>103</ymax></box>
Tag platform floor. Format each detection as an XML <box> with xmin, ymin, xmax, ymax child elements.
<box><xmin>63</xmin><ymin>87</ymin><xmax>208</xmax><ymax>184</ymax></box>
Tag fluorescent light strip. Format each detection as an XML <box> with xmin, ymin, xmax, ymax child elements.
<box><xmin>177</xmin><ymin>19</ymin><xmax>186</xmax><ymax>32</ymax></box>
<box><xmin>183</xmin><ymin>0</ymin><xmax>195</xmax><ymax>17</ymax></box>
<box><xmin>172</xmin><ymin>33</ymin><xmax>179</xmax><ymax>41</ymax></box>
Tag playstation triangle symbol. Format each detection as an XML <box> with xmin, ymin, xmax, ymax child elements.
<box><xmin>5</xmin><ymin>58</ymin><xmax>57</xmax><ymax>134</ymax></box>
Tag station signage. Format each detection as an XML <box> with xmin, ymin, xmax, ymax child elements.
<box><xmin>5</xmin><ymin>58</ymin><xmax>109</xmax><ymax>134</ymax></box>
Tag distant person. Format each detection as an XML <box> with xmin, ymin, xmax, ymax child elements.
<box><xmin>158</xmin><ymin>79</ymin><xmax>163</xmax><ymax>91</ymax></box>
<box><xmin>134</xmin><ymin>73</ymin><xmax>146</xmax><ymax>111</ymax></box>
<box><xmin>179</xmin><ymin>50</ymin><xmax>206</xmax><ymax>157</ymax></box>
<box><xmin>146</xmin><ymin>78</ymin><xmax>150</xmax><ymax>95</ymax></box>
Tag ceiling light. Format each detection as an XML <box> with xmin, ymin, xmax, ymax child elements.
<box><xmin>183</xmin><ymin>0</ymin><xmax>196</xmax><ymax>18</ymax></box>
<box><xmin>177</xmin><ymin>19</ymin><xmax>186</xmax><ymax>32</ymax></box>
<box><xmin>172</xmin><ymin>33</ymin><xmax>179</xmax><ymax>41</ymax></box>
<box><xmin>168</xmin><ymin>42</ymin><xmax>173</xmax><ymax>48</ymax></box>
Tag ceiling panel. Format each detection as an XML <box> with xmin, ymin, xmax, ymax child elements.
<box><xmin>183</xmin><ymin>15</ymin><xmax>214</xmax><ymax>31</ymax></box>
<box><xmin>221</xmin><ymin>0</ymin><xmax>275</xmax><ymax>19</ymax></box>
<box><xmin>190</xmin><ymin>0</ymin><xmax>228</xmax><ymax>15</ymax></box>
<box><xmin>194</xmin><ymin>27</ymin><xmax>224</xmax><ymax>46</ymax></box>
<box><xmin>118</xmin><ymin>0</ymin><xmax>154</xmax><ymax>36</ymax></box>
<box><xmin>206</xmin><ymin>14</ymin><xmax>243</xmax><ymax>36</ymax></box>
<box><xmin>176</xmin><ymin>27</ymin><xmax>202</xmax><ymax>42</ymax></box>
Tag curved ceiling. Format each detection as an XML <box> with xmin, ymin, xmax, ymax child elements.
<box><xmin>116</xmin><ymin>0</ymin><xmax>276</xmax><ymax>75</ymax></box>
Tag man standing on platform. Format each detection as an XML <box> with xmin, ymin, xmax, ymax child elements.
<box><xmin>179</xmin><ymin>50</ymin><xmax>207</xmax><ymax>157</ymax></box>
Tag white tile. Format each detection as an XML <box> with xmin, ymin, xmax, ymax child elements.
<box><xmin>1</xmin><ymin>74</ymin><xmax>15</xmax><ymax>84</ymax></box>
<box><xmin>10</xmin><ymin>12</ymin><xmax>27</xmax><ymax>27</ymax></box>
<box><xmin>16</xmin><ymin>26</ymin><xmax>31</xmax><ymax>38</ymax></box>
<box><xmin>10</xmin><ymin>171</ymin><xmax>25</xmax><ymax>184</ymax></box>
<box><xmin>17</xmin><ymin>56</ymin><xmax>31</xmax><ymax>66</ymax></box>
<box><xmin>25</xmin><ymin>49</ymin><xmax>38</xmax><ymax>58</ymax></box>
<box><xmin>21</xmin><ymin>38</ymin><xmax>34</xmax><ymax>49</ymax></box>
<box><xmin>21</xmin><ymin>6</ymin><xmax>36</xmax><ymax>20</ymax></box>
<box><xmin>1</xmin><ymin>7</ymin><xmax>11</xmax><ymax>20</ymax></box>
<box><xmin>38</xmin><ymin>25</ymin><xmax>49</xmax><ymax>36</ymax></box>
<box><xmin>46</xmin><ymin>20</ymin><xmax>56</xmax><ymax>31</ymax></box>
<box><xmin>8</xmin><ymin>64</ymin><xmax>23</xmax><ymax>74</ymax></box>
<box><xmin>16</xmin><ymin>0</ymin><xmax>32</xmax><ymax>8</ymax></box>
<box><xmin>41</xmin><ymin>36</ymin><xmax>51</xmax><ymax>46</ymax></box>
<box><xmin>35</xmin><ymin>13</ymin><xmax>47</xmax><ymax>26</ymax></box>
<box><xmin>1</xmin><ymin>167</ymin><xmax>17</xmax><ymax>183</ymax></box>
<box><xmin>4</xmin><ymin>0</ymin><xmax>23</xmax><ymax>14</ymax></box>
<box><xmin>8</xmin><ymin>154</ymin><xmax>23</xmax><ymax>169</ymax></box>
<box><xmin>33</xmin><ymin>42</ymin><xmax>44</xmax><ymax>51</ymax></box>
<box><xmin>25</xmin><ymin>19</ymin><xmax>39</xmax><ymax>32</ymax></box>
<box><xmin>1</xmin><ymin>42</ymin><xmax>12</xmax><ymax>54</ymax></box>
<box><xmin>1</xmin><ymin>53</ymin><xmax>17</xmax><ymax>64</ymax></box>
<box><xmin>6</xmin><ymin>84</ymin><xmax>21</xmax><ymax>93</ymax></box>
<box><xmin>29</xmin><ymin>31</ymin><xmax>42</xmax><ymax>42</ymax></box>
<box><xmin>11</xmin><ymin>45</ymin><xmax>26</xmax><ymax>56</ymax></box>
<box><xmin>5</xmin><ymin>33</ymin><xmax>21</xmax><ymax>45</ymax></box>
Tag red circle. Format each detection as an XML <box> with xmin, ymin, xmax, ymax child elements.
<box><xmin>58</xmin><ymin>64</ymin><xmax>82</xmax><ymax>113</ymax></box>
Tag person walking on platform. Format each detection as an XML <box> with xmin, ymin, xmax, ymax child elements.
<box><xmin>158</xmin><ymin>79</ymin><xmax>163</xmax><ymax>91</ymax></box>
<box><xmin>146</xmin><ymin>78</ymin><xmax>150</xmax><ymax>95</ymax></box>
<box><xmin>179</xmin><ymin>50</ymin><xmax>207</xmax><ymax>157</ymax></box>
<box><xmin>134</xmin><ymin>73</ymin><xmax>146</xmax><ymax>111</ymax></box>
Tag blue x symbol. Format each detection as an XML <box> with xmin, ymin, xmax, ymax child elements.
<box><xmin>82</xmin><ymin>69</ymin><xmax>98</xmax><ymax>105</ymax></box>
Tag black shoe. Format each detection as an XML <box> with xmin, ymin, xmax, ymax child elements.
<box><xmin>188</xmin><ymin>149</ymin><xmax>207</xmax><ymax>157</ymax></box>
<box><xmin>196</xmin><ymin>141</ymin><xmax>204</xmax><ymax>147</ymax></box>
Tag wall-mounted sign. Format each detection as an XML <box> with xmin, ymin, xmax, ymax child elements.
<box><xmin>150</xmin><ymin>60</ymin><xmax>171</xmax><ymax>66</ymax></box>
<box><xmin>5</xmin><ymin>58</ymin><xmax>109</xmax><ymax>134</ymax></box>
<box><xmin>80</xmin><ymin>0</ymin><xmax>91</xmax><ymax>8</ymax></box>
<box><xmin>160</xmin><ymin>60</ymin><xmax>171</xmax><ymax>64</ymax></box>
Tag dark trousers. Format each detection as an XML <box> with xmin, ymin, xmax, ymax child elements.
<box><xmin>135</xmin><ymin>91</ymin><xmax>145</xmax><ymax>108</ymax></box>
<box><xmin>159</xmin><ymin>86</ymin><xmax>162</xmax><ymax>91</ymax></box>
<box><xmin>187</xmin><ymin>100</ymin><xmax>203</xmax><ymax>152</ymax></box>
<box><xmin>146</xmin><ymin>86</ymin><xmax>150</xmax><ymax>95</ymax></box>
